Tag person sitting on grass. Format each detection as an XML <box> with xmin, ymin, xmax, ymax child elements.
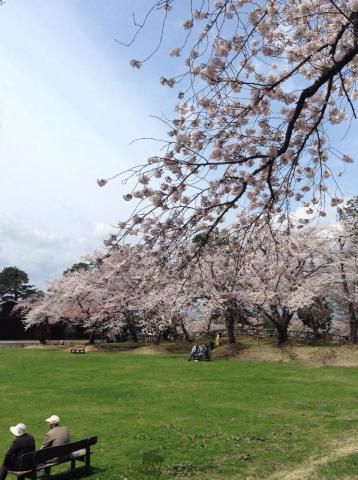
<box><xmin>0</xmin><ymin>423</ymin><xmax>35</xmax><ymax>480</ymax></box>
<box><xmin>196</xmin><ymin>344</ymin><xmax>205</xmax><ymax>360</ymax></box>
<box><xmin>188</xmin><ymin>343</ymin><xmax>200</xmax><ymax>361</ymax></box>
<box><xmin>201</xmin><ymin>344</ymin><xmax>211</xmax><ymax>361</ymax></box>
<box><xmin>189</xmin><ymin>343</ymin><xmax>211</xmax><ymax>361</ymax></box>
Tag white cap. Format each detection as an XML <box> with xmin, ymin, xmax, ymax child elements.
<box><xmin>10</xmin><ymin>423</ymin><xmax>27</xmax><ymax>436</ymax></box>
<box><xmin>46</xmin><ymin>415</ymin><xmax>60</xmax><ymax>424</ymax></box>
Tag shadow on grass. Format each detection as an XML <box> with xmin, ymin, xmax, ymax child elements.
<box><xmin>47</xmin><ymin>466</ymin><xmax>105</xmax><ymax>479</ymax></box>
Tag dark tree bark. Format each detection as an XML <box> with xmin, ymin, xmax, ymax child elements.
<box><xmin>340</xmin><ymin>261</ymin><xmax>358</xmax><ymax>344</ymax></box>
<box><xmin>275</xmin><ymin>323</ymin><xmax>289</xmax><ymax>346</ymax></box>
<box><xmin>125</xmin><ymin>311</ymin><xmax>139</xmax><ymax>342</ymax></box>
<box><xmin>153</xmin><ymin>331</ymin><xmax>162</xmax><ymax>345</ymax></box>
<box><xmin>261</xmin><ymin>305</ymin><xmax>294</xmax><ymax>346</ymax></box>
<box><xmin>224</xmin><ymin>299</ymin><xmax>237</xmax><ymax>344</ymax></box>
<box><xmin>181</xmin><ymin>322</ymin><xmax>191</xmax><ymax>342</ymax></box>
<box><xmin>128</xmin><ymin>323</ymin><xmax>139</xmax><ymax>342</ymax></box>
<box><xmin>225</xmin><ymin>315</ymin><xmax>236</xmax><ymax>344</ymax></box>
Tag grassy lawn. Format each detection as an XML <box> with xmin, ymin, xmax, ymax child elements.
<box><xmin>0</xmin><ymin>349</ymin><xmax>357</xmax><ymax>479</ymax></box>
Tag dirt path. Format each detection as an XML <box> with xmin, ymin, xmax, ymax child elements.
<box><xmin>269</xmin><ymin>437</ymin><xmax>358</xmax><ymax>480</ymax></box>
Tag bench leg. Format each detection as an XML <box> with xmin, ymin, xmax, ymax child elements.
<box><xmin>85</xmin><ymin>448</ymin><xmax>91</xmax><ymax>473</ymax></box>
<box><xmin>71</xmin><ymin>459</ymin><xmax>76</xmax><ymax>471</ymax></box>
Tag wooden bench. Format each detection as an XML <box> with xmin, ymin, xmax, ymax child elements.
<box><xmin>70</xmin><ymin>343</ymin><xmax>86</xmax><ymax>354</ymax></box>
<box><xmin>8</xmin><ymin>436</ymin><xmax>97</xmax><ymax>479</ymax></box>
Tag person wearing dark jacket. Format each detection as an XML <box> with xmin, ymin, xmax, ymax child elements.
<box><xmin>0</xmin><ymin>423</ymin><xmax>35</xmax><ymax>480</ymax></box>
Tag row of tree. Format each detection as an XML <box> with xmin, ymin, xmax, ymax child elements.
<box><xmin>18</xmin><ymin>199</ymin><xmax>358</xmax><ymax>345</ymax></box>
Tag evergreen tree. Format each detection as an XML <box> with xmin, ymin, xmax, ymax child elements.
<box><xmin>0</xmin><ymin>266</ymin><xmax>36</xmax><ymax>301</ymax></box>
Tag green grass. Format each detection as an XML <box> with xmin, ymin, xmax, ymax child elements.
<box><xmin>312</xmin><ymin>453</ymin><xmax>358</xmax><ymax>479</ymax></box>
<box><xmin>0</xmin><ymin>350</ymin><xmax>357</xmax><ymax>479</ymax></box>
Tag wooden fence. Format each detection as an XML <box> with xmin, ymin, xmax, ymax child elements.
<box><xmin>234</xmin><ymin>327</ymin><xmax>349</xmax><ymax>344</ymax></box>
<box><xmin>139</xmin><ymin>328</ymin><xmax>349</xmax><ymax>345</ymax></box>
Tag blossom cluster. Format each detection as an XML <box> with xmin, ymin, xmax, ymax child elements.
<box><xmin>115</xmin><ymin>0</ymin><xmax>358</xmax><ymax>253</ymax></box>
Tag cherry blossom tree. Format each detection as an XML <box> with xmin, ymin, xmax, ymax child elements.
<box><xmin>21</xmin><ymin>273</ymin><xmax>102</xmax><ymax>342</ymax></box>
<box><xmin>20</xmin><ymin>245</ymin><xmax>194</xmax><ymax>343</ymax></box>
<box><xmin>21</xmin><ymin>253</ymin><xmax>128</xmax><ymax>341</ymax></box>
<box><xmin>240</xmin><ymin>226</ymin><xmax>333</xmax><ymax>344</ymax></box>
<box><xmin>324</xmin><ymin>225</ymin><xmax>358</xmax><ymax>343</ymax></box>
<box><xmin>180</xmin><ymin>236</ymin><xmax>250</xmax><ymax>343</ymax></box>
<box><xmin>20</xmin><ymin>226</ymin><xmax>357</xmax><ymax>346</ymax></box>
<box><xmin>297</xmin><ymin>297</ymin><xmax>333</xmax><ymax>339</ymax></box>
<box><xmin>99</xmin><ymin>0</ymin><xmax>358</xmax><ymax>254</ymax></box>
<box><xmin>338</xmin><ymin>195</ymin><xmax>358</xmax><ymax>238</ymax></box>
<box><xmin>140</xmin><ymin>227</ymin><xmax>334</xmax><ymax>345</ymax></box>
<box><xmin>334</xmin><ymin>239</ymin><xmax>358</xmax><ymax>343</ymax></box>
<box><xmin>336</xmin><ymin>197</ymin><xmax>358</xmax><ymax>342</ymax></box>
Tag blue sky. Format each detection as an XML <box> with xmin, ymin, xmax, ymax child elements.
<box><xmin>0</xmin><ymin>1</ymin><xmax>357</xmax><ymax>289</ymax></box>
<box><xmin>0</xmin><ymin>0</ymin><xmax>173</xmax><ymax>288</ymax></box>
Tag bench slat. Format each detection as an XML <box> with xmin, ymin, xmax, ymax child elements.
<box><xmin>7</xmin><ymin>470</ymin><xmax>32</xmax><ymax>475</ymax></box>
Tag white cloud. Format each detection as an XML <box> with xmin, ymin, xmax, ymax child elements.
<box><xmin>292</xmin><ymin>204</ymin><xmax>340</xmax><ymax>228</ymax></box>
<box><xmin>0</xmin><ymin>1</ymin><xmax>168</xmax><ymax>288</ymax></box>
<box><xmin>0</xmin><ymin>213</ymin><xmax>113</xmax><ymax>289</ymax></box>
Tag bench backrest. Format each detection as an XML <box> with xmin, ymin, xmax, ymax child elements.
<box><xmin>19</xmin><ymin>436</ymin><xmax>97</xmax><ymax>469</ymax></box>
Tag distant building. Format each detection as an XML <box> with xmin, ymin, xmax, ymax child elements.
<box><xmin>0</xmin><ymin>298</ymin><xmax>39</xmax><ymax>340</ymax></box>
<box><xmin>0</xmin><ymin>299</ymin><xmax>85</xmax><ymax>341</ymax></box>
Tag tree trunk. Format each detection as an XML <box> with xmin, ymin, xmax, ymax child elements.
<box><xmin>348</xmin><ymin>302</ymin><xmax>358</xmax><ymax>344</ymax></box>
<box><xmin>128</xmin><ymin>323</ymin><xmax>138</xmax><ymax>342</ymax></box>
<box><xmin>276</xmin><ymin>324</ymin><xmax>288</xmax><ymax>345</ymax></box>
<box><xmin>39</xmin><ymin>322</ymin><xmax>47</xmax><ymax>344</ymax></box>
<box><xmin>181</xmin><ymin>322</ymin><xmax>191</xmax><ymax>342</ymax></box>
<box><xmin>276</xmin><ymin>309</ymin><xmax>294</xmax><ymax>346</ymax></box>
<box><xmin>126</xmin><ymin>311</ymin><xmax>138</xmax><ymax>342</ymax></box>
<box><xmin>223</xmin><ymin>298</ymin><xmax>237</xmax><ymax>344</ymax></box>
<box><xmin>153</xmin><ymin>331</ymin><xmax>161</xmax><ymax>345</ymax></box>
<box><xmin>172</xmin><ymin>328</ymin><xmax>178</xmax><ymax>342</ymax></box>
<box><xmin>225</xmin><ymin>315</ymin><xmax>236</xmax><ymax>344</ymax></box>
<box><xmin>313</xmin><ymin>330</ymin><xmax>323</xmax><ymax>341</ymax></box>
<box><xmin>89</xmin><ymin>331</ymin><xmax>96</xmax><ymax>344</ymax></box>
<box><xmin>340</xmin><ymin>261</ymin><xmax>358</xmax><ymax>344</ymax></box>
<box><xmin>206</xmin><ymin>317</ymin><xmax>213</xmax><ymax>333</ymax></box>
<box><xmin>264</xmin><ymin>305</ymin><xmax>294</xmax><ymax>346</ymax></box>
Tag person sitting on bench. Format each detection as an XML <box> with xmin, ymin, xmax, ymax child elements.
<box><xmin>41</xmin><ymin>415</ymin><xmax>70</xmax><ymax>476</ymax></box>
<box><xmin>41</xmin><ymin>415</ymin><xmax>70</xmax><ymax>449</ymax></box>
<box><xmin>0</xmin><ymin>423</ymin><xmax>35</xmax><ymax>480</ymax></box>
